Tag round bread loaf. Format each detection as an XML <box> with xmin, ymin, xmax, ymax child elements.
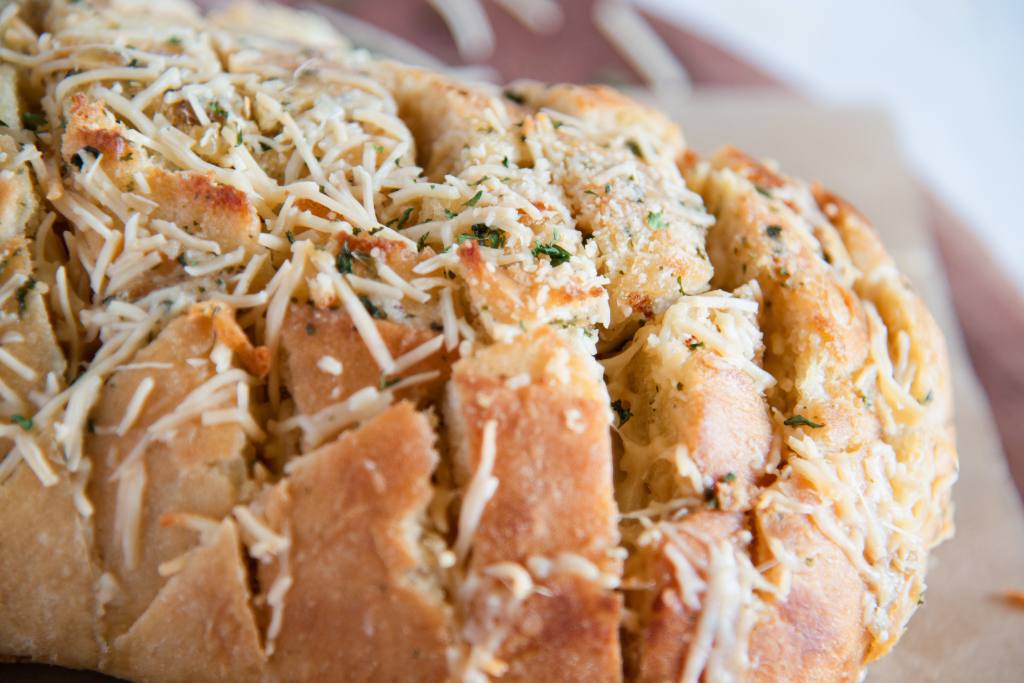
<box><xmin>0</xmin><ymin>1</ymin><xmax>957</xmax><ymax>681</ymax></box>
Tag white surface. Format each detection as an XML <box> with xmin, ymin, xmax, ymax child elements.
<box><xmin>637</xmin><ymin>0</ymin><xmax>1024</xmax><ymax>295</ymax></box>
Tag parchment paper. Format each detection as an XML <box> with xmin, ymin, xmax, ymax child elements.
<box><xmin>667</xmin><ymin>90</ymin><xmax>1024</xmax><ymax>682</ymax></box>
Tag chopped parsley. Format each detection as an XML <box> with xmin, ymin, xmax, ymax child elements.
<box><xmin>168</xmin><ymin>36</ymin><xmax>183</xmax><ymax>46</ymax></box>
<box><xmin>176</xmin><ymin>254</ymin><xmax>188</xmax><ymax>266</ymax></box>
<box><xmin>784</xmin><ymin>414</ymin><xmax>824</xmax><ymax>429</ymax></box>
<box><xmin>207</xmin><ymin>101</ymin><xmax>228</xmax><ymax>121</ymax></box>
<box><xmin>625</xmin><ymin>139</ymin><xmax>642</xmax><ymax>158</ymax></box>
<box><xmin>396</xmin><ymin>207</ymin><xmax>414</xmax><ymax>230</ymax></box>
<box><xmin>531</xmin><ymin>242</ymin><xmax>571</xmax><ymax>267</ymax></box>
<box><xmin>919</xmin><ymin>389</ymin><xmax>934</xmax><ymax>405</ymax></box>
<box><xmin>723</xmin><ymin>471</ymin><xmax>736</xmax><ymax>483</ymax></box>
<box><xmin>687</xmin><ymin>340</ymin><xmax>704</xmax><ymax>351</ymax></box>
<box><xmin>458</xmin><ymin>223</ymin><xmax>507</xmax><ymax>249</ymax></box>
<box><xmin>502</xmin><ymin>156</ymin><xmax>509</xmax><ymax>168</ymax></box>
<box><xmin>236</xmin><ymin>129</ymin><xmax>243</xmax><ymax>146</ymax></box>
<box><xmin>11</xmin><ymin>414</ymin><xmax>32</xmax><ymax>431</ymax></box>
<box><xmin>417</xmin><ymin>233</ymin><xmax>429</xmax><ymax>253</ymax></box>
<box><xmin>15</xmin><ymin>277</ymin><xmax>36</xmax><ymax>317</ymax></box>
<box><xmin>647</xmin><ymin>210</ymin><xmax>666</xmax><ymax>229</ymax></box>
<box><xmin>754</xmin><ymin>184</ymin><xmax>772</xmax><ymax>198</ymax></box>
<box><xmin>127</xmin><ymin>57</ymin><xmax>141</xmax><ymax>68</ymax></box>
<box><xmin>22</xmin><ymin>112</ymin><xmax>47</xmax><ymax>131</ymax></box>
<box><xmin>336</xmin><ymin>243</ymin><xmax>354</xmax><ymax>274</ymax></box>
<box><xmin>286</xmin><ymin>231</ymin><xmax>295</xmax><ymax>244</ymax></box>
<box><xmin>259</xmin><ymin>141</ymin><xmax>272</xmax><ymax>152</ymax></box>
<box><xmin>611</xmin><ymin>399</ymin><xmax>632</xmax><ymax>426</ymax></box>
<box><xmin>444</xmin><ymin>208</ymin><xmax>458</xmax><ymax>219</ymax></box>
<box><xmin>380</xmin><ymin>375</ymin><xmax>400</xmax><ymax>389</ymax></box>
<box><xmin>462</xmin><ymin>190</ymin><xmax>483</xmax><ymax>207</ymax></box>
<box><xmin>360</xmin><ymin>296</ymin><xmax>385</xmax><ymax>319</ymax></box>
<box><xmin>766</xmin><ymin>225</ymin><xmax>783</xmax><ymax>238</ymax></box>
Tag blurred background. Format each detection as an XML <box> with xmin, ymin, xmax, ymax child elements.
<box><xmin>644</xmin><ymin>0</ymin><xmax>1024</xmax><ymax>296</ymax></box>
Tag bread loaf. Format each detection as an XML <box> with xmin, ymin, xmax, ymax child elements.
<box><xmin>0</xmin><ymin>2</ymin><xmax>957</xmax><ymax>681</ymax></box>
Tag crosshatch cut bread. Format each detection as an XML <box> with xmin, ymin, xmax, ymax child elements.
<box><xmin>0</xmin><ymin>1</ymin><xmax>957</xmax><ymax>681</ymax></box>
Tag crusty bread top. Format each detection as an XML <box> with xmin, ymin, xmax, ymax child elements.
<box><xmin>0</xmin><ymin>1</ymin><xmax>955</xmax><ymax>682</ymax></box>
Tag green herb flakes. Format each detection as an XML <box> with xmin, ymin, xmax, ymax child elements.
<box><xmin>784</xmin><ymin>414</ymin><xmax>824</xmax><ymax>429</ymax></box>
<box><xmin>647</xmin><ymin>210</ymin><xmax>666</xmax><ymax>229</ymax></box>
<box><xmin>531</xmin><ymin>242</ymin><xmax>571</xmax><ymax>267</ymax></box>
<box><xmin>22</xmin><ymin>112</ymin><xmax>47</xmax><ymax>131</ymax></box>
<box><xmin>336</xmin><ymin>243</ymin><xmax>353</xmax><ymax>274</ymax></box>
<box><xmin>611</xmin><ymin>400</ymin><xmax>632</xmax><ymax>426</ymax></box>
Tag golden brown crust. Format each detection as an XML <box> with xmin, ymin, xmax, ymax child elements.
<box><xmin>0</xmin><ymin>135</ymin><xmax>39</xmax><ymax>241</ymax></box>
<box><xmin>497</xmin><ymin>573</ymin><xmax>623</xmax><ymax>683</ymax></box>
<box><xmin>144</xmin><ymin>168</ymin><xmax>261</xmax><ymax>255</ymax></box>
<box><xmin>447</xmin><ymin>328</ymin><xmax>622</xmax><ymax>681</ymax></box>
<box><xmin>631</xmin><ymin>511</ymin><xmax>745</xmax><ymax>683</ymax></box>
<box><xmin>281</xmin><ymin>303</ymin><xmax>454</xmax><ymax>412</ymax></box>
<box><xmin>255</xmin><ymin>402</ymin><xmax>451</xmax><ymax>682</ymax></box>
<box><xmin>749</xmin><ymin>500</ymin><xmax>869</xmax><ymax>683</ymax></box>
<box><xmin>447</xmin><ymin>328</ymin><xmax>617</xmax><ymax>566</ymax></box>
<box><xmin>62</xmin><ymin>93</ymin><xmax>137</xmax><ymax>179</ymax></box>
<box><xmin>377</xmin><ymin>62</ymin><xmax>522</xmax><ymax>179</ymax></box>
<box><xmin>105</xmin><ymin>521</ymin><xmax>265</xmax><ymax>683</ymax></box>
<box><xmin>0</xmin><ymin>463</ymin><xmax>101</xmax><ymax>668</ymax></box>
<box><xmin>203</xmin><ymin>303</ymin><xmax>272</xmax><ymax>378</ymax></box>
<box><xmin>87</xmin><ymin>310</ymin><xmax>253</xmax><ymax>640</ymax></box>
<box><xmin>0</xmin><ymin>239</ymin><xmax>97</xmax><ymax>668</ymax></box>
<box><xmin>0</xmin><ymin>239</ymin><xmax>66</xmax><ymax>431</ymax></box>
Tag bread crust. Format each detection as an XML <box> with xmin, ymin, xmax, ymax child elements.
<box><xmin>447</xmin><ymin>329</ymin><xmax>622</xmax><ymax>682</ymax></box>
<box><xmin>255</xmin><ymin>402</ymin><xmax>451</xmax><ymax>682</ymax></box>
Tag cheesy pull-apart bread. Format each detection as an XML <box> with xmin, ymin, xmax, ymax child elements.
<box><xmin>0</xmin><ymin>2</ymin><xmax>956</xmax><ymax>681</ymax></box>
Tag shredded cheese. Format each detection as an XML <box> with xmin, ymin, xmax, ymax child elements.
<box><xmin>454</xmin><ymin>419</ymin><xmax>499</xmax><ymax>561</ymax></box>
